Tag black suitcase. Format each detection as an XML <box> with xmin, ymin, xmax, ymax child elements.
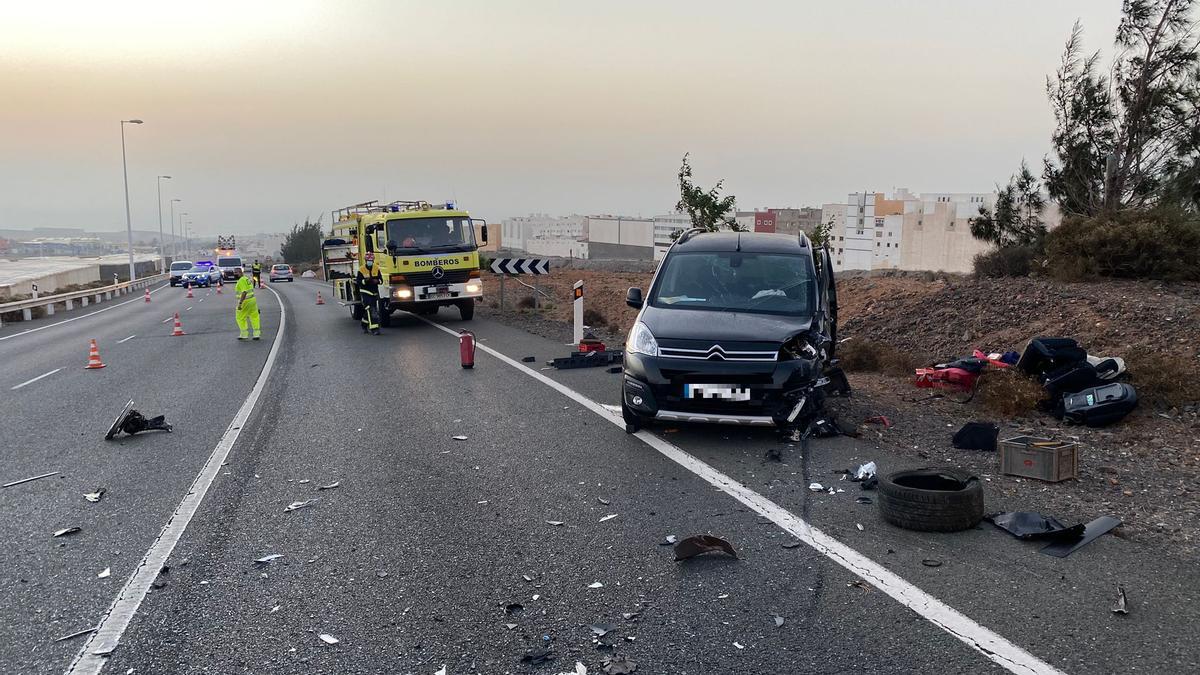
<box><xmin>1018</xmin><ymin>337</ymin><xmax>1088</xmax><ymax>379</ymax></box>
<box><xmin>1062</xmin><ymin>383</ymin><xmax>1138</xmax><ymax>427</ymax></box>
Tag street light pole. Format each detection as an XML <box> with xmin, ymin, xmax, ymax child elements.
<box><xmin>169</xmin><ymin>198</ymin><xmax>182</xmax><ymax>258</ymax></box>
<box><xmin>120</xmin><ymin>119</ymin><xmax>143</xmax><ymax>281</ymax></box>
<box><xmin>156</xmin><ymin>175</ymin><xmax>172</xmax><ymax>271</ymax></box>
<box><xmin>180</xmin><ymin>214</ymin><xmax>189</xmax><ymax>256</ymax></box>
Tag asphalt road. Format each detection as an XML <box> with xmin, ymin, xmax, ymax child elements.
<box><xmin>1</xmin><ymin>277</ymin><xmax>1196</xmax><ymax>674</ymax></box>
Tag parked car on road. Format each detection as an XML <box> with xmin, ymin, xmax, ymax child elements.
<box><xmin>620</xmin><ymin>229</ymin><xmax>840</xmax><ymax>433</ymax></box>
<box><xmin>269</xmin><ymin>263</ymin><xmax>294</xmax><ymax>282</ymax></box>
<box><xmin>180</xmin><ymin>264</ymin><xmax>221</xmax><ymax>288</ymax></box>
<box><xmin>169</xmin><ymin>261</ymin><xmax>194</xmax><ymax>286</ymax></box>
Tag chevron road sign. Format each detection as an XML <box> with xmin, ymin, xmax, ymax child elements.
<box><xmin>489</xmin><ymin>258</ymin><xmax>550</xmax><ymax>275</ymax></box>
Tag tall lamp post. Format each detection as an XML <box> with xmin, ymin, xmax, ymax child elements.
<box><xmin>156</xmin><ymin>175</ymin><xmax>172</xmax><ymax>271</ymax></box>
<box><xmin>120</xmin><ymin>119</ymin><xmax>144</xmax><ymax>281</ymax></box>
<box><xmin>169</xmin><ymin>198</ymin><xmax>182</xmax><ymax>258</ymax></box>
<box><xmin>179</xmin><ymin>214</ymin><xmax>189</xmax><ymax>255</ymax></box>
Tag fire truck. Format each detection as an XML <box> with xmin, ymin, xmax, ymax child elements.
<box><xmin>321</xmin><ymin>200</ymin><xmax>488</xmax><ymax>325</ymax></box>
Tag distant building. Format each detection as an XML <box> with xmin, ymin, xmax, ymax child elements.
<box><xmin>652</xmin><ymin>213</ymin><xmax>691</xmax><ymax>261</ymax></box>
<box><xmin>500</xmin><ymin>215</ymin><xmax>588</xmax><ymax>258</ymax></box>
<box><xmin>736</xmin><ymin>207</ymin><xmax>824</xmax><ymax>236</ymax></box>
<box><xmin>586</xmin><ymin>215</ymin><xmax>655</xmax><ymax>260</ymax></box>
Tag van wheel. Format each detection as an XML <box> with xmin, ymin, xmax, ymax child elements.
<box><xmin>458</xmin><ymin>300</ymin><xmax>475</xmax><ymax>321</ymax></box>
<box><xmin>877</xmin><ymin>468</ymin><xmax>985</xmax><ymax>532</ymax></box>
<box><xmin>621</xmin><ymin>399</ymin><xmax>646</xmax><ymax>434</ymax></box>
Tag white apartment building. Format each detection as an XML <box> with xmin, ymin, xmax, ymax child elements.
<box><xmin>652</xmin><ymin>212</ymin><xmax>692</xmax><ymax>261</ymax></box>
<box><xmin>500</xmin><ymin>214</ymin><xmax>589</xmax><ymax>258</ymax></box>
<box><xmin>824</xmin><ymin>189</ymin><xmax>1002</xmax><ymax>274</ymax></box>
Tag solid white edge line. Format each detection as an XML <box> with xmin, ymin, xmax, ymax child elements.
<box><xmin>415</xmin><ymin>315</ymin><xmax>1064</xmax><ymax>675</ymax></box>
<box><xmin>0</xmin><ymin>284</ymin><xmax>169</xmax><ymax>342</ymax></box>
<box><xmin>64</xmin><ymin>286</ymin><xmax>286</xmax><ymax>675</ymax></box>
<box><xmin>11</xmin><ymin>368</ymin><xmax>62</xmax><ymax>390</ymax></box>
<box><xmin>116</xmin><ymin>335</ymin><xmax>136</xmax><ymax>344</ymax></box>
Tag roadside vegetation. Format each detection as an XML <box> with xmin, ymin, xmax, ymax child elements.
<box><xmin>281</xmin><ymin>217</ymin><xmax>324</xmax><ymax>265</ymax></box>
<box><xmin>973</xmin><ymin>0</ymin><xmax>1200</xmax><ymax>281</ymax></box>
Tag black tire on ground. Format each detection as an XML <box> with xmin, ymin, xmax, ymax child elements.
<box><xmin>416</xmin><ymin>306</ymin><xmax>438</xmax><ymax>315</ymax></box>
<box><xmin>877</xmin><ymin>468</ymin><xmax>984</xmax><ymax>532</ymax></box>
<box><xmin>621</xmin><ymin>398</ymin><xmax>646</xmax><ymax>434</ymax></box>
<box><xmin>458</xmin><ymin>299</ymin><xmax>475</xmax><ymax>321</ymax></box>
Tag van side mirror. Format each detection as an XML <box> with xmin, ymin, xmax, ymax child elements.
<box><xmin>626</xmin><ymin>287</ymin><xmax>644</xmax><ymax>309</ymax></box>
<box><xmin>481</xmin><ymin>224</ymin><xmax>488</xmax><ymax>244</ymax></box>
<box><xmin>387</xmin><ymin>239</ymin><xmax>398</xmax><ymax>255</ymax></box>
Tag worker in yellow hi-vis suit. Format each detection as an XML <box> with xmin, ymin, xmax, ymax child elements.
<box><xmin>234</xmin><ymin>267</ymin><xmax>261</xmax><ymax>340</ymax></box>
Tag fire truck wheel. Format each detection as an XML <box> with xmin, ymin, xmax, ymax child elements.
<box><xmin>458</xmin><ymin>300</ymin><xmax>475</xmax><ymax>321</ymax></box>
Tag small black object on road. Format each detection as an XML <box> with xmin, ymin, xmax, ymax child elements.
<box><xmin>105</xmin><ymin>399</ymin><xmax>172</xmax><ymax>440</ymax></box>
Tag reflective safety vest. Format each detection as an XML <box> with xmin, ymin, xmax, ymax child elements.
<box><xmin>235</xmin><ymin>275</ymin><xmax>256</xmax><ymax>298</ymax></box>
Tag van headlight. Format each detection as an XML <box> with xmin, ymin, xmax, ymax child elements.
<box><xmin>627</xmin><ymin>321</ymin><xmax>659</xmax><ymax>357</ymax></box>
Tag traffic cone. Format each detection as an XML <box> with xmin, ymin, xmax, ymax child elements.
<box><xmin>186</xmin><ymin>283</ymin><xmax>194</xmax><ymax>299</ymax></box>
<box><xmin>216</xmin><ymin>281</ymin><xmax>223</xmax><ymax>294</ymax></box>
<box><xmin>171</xmin><ymin>312</ymin><xmax>185</xmax><ymax>336</ymax></box>
<box><xmin>144</xmin><ymin>289</ymin><xmax>151</xmax><ymax>303</ymax></box>
<box><xmin>84</xmin><ymin>339</ymin><xmax>106</xmax><ymax>369</ymax></box>
<box><xmin>316</xmin><ymin>291</ymin><xmax>325</xmax><ymax>305</ymax></box>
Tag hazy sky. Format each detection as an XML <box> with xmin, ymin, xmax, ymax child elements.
<box><xmin>1</xmin><ymin>1</ymin><xmax>1125</xmax><ymax>237</ymax></box>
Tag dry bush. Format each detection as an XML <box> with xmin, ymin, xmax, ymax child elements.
<box><xmin>516</xmin><ymin>296</ymin><xmax>536</xmax><ymax>309</ymax></box>
<box><xmin>838</xmin><ymin>339</ymin><xmax>920</xmax><ymax>377</ymax></box>
<box><xmin>1045</xmin><ymin>210</ymin><xmax>1200</xmax><ymax>282</ymax></box>
<box><xmin>1126</xmin><ymin>353</ymin><xmax>1200</xmax><ymax>409</ymax></box>
<box><xmin>583</xmin><ymin>308</ymin><xmax>608</xmax><ymax>327</ymax></box>
<box><xmin>976</xmin><ymin>369</ymin><xmax>1045</xmax><ymax>417</ymax></box>
<box><xmin>973</xmin><ymin>245</ymin><xmax>1040</xmax><ymax>278</ymax></box>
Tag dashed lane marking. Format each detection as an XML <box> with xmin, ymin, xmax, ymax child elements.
<box><xmin>11</xmin><ymin>368</ymin><xmax>61</xmax><ymax>390</ymax></box>
<box><xmin>0</xmin><ymin>284</ymin><xmax>169</xmax><ymax>342</ymax></box>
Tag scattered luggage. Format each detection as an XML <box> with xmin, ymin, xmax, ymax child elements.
<box><xmin>1062</xmin><ymin>383</ymin><xmax>1138</xmax><ymax>427</ymax></box>
<box><xmin>952</xmin><ymin>422</ymin><xmax>999</xmax><ymax>451</ymax></box>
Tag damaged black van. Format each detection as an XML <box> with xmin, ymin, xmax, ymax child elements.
<box><xmin>620</xmin><ymin>229</ymin><xmax>844</xmax><ymax>433</ymax></box>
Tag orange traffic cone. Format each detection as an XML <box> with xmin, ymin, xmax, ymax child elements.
<box><xmin>216</xmin><ymin>281</ymin><xmax>223</xmax><ymax>294</ymax></box>
<box><xmin>84</xmin><ymin>339</ymin><xmax>106</xmax><ymax>369</ymax></box>
<box><xmin>316</xmin><ymin>291</ymin><xmax>325</xmax><ymax>305</ymax></box>
<box><xmin>144</xmin><ymin>288</ymin><xmax>151</xmax><ymax>303</ymax></box>
<box><xmin>186</xmin><ymin>283</ymin><xmax>194</xmax><ymax>299</ymax></box>
<box><xmin>171</xmin><ymin>312</ymin><xmax>185</xmax><ymax>336</ymax></box>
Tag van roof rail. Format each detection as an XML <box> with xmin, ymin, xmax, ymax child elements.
<box><xmin>797</xmin><ymin>231</ymin><xmax>810</xmax><ymax>248</ymax></box>
<box><xmin>676</xmin><ymin>227</ymin><xmax>705</xmax><ymax>244</ymax></box>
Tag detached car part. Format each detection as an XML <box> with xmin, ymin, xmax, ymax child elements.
<box><xmin>105</xmin><ymin>399</ymin><xmax>173</xmax><ymax>440</ymax></box>
<box><xmin>877</xmin><ymin>468</ymin><xmax>984</xmax><ymax>532</ymax></box>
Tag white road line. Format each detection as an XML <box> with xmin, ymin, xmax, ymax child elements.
<box><xmin>185</xmin><ymin>306</ymin><xmax>192</xmax><ymax>311</ymax></box>
<box><xmin>116</xmin><ymin>335</ymin><xmax>136</xmax><ymax>344</ymax></box>
<box><xmin>416</xmin><ymin>316</ymin><xmax>1063</xmax><ymax>675</ymax></box>
<box><xmin>0</xmin><ymin>284</ymin><xmax>168</xmax><ymax>342</ymax></box>
<box><xmin>161</xmin><ymin>317</ymin><xmax>171</xmax><ymax>323</ymax></box>
<box><xmin>11</xmin><ymin>368</ymin><xmax>61</xmax><ymax>390</ymax></box>
<box><xmin>65</xmin><ymin>287</ymin><xmax>285</xmax><ymax>675</ymax></box>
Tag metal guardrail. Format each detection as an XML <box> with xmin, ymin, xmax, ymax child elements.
<box><xmin>0</xmin><ymin>273</ymin><xmax>168</xmax><ymax>327</ymax></box>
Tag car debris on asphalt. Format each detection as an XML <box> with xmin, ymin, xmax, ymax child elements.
<box><xmin>673</xmin><ymin>534</ymin><xmax>738</xmax><ymax>561</ymax></box>
<box><xmin>318</xmin><ymin>633</ymin><xmax>339</xmax><ymax>645</ymax></box>
<box><xmin>284</xmin><ymin>499</ymin><xmax>318</xmax><ymax>512</ymax></box>
<box><xmin>97</xmin><ymin>567</ymin><xmax>111</xmax><ymax>578</ymax></box>
<box><xmin>782</xmin><ymin>541</ymin><xmax>802</xmax><ymax>549</ymax></box>
<box><xmin>601</xmin><ymin>655</ymin><xmax>637</xmax><ymax>674</ymax></box>
<box><xmin>452</xmin><ymin>435</ymin><xmax>468</xmax><ymax>441</ymax></box>
<box><xmin>952</xmin><ymin>422</ymin><xmax>1000</xmax><ymax>451</ymax></box>
<box><xmin>1040</xmin><ymin>516</ymin><xmax>1121</xmax><ymax>558</ymax></box>
<box><xmin>599</xmin><ymin>513</ymin><xmax>618</xmax><ymax>522</ymax></box>
<box><xmin>808</xmin><ymin>482</ymin><xmax>824</xmax><ymax>492</ymax></box>
<box><xmin>1112</xmin><ymin>585</ymin><xmax>1129</xmax><ymax>615</ymax></box>
<box><xmin>255</xmin><ymin>554</ymin><xmax>284</xmax><ymax>565</ymax></box>
<box><xmin>52</xmin><ymin>527</ymin><xmax>81</xmax><ymax>538</ymax></box>
<box><xmin>83</xmin><ymin>488</ymin><xmax>106</xmax><ymax>503</ymax></box>
<box><xmin>2</xmin><ymin>471</ymin><xmax>59</xmax><ymax>489</ymax></box>
<box><xmin>921</xmin><ymin>559</ymin><xmax>943</xmax><ymax>567</ymax></box>
<box><xmin>546</xmin><ymin>520</ymin><xmax>565</xmax><ymax>526</ymax></box>
<box><xmin>54</xmin><ymin>626</ymin><xmax>98</xmax><ymax>642</ymax></box>
<box><xmin>985</xmin><ymin>512</ymin><xmax>1086</xmax><ymax>541</ymax></box>
<box><xmin>104</xmin><ymin>399</ymin><xmax>173</xmax><ymax>440</ymax></box>
<box><xmin>521</xmin><ymin>647</ymin><xmax>554</xmax><ymax>665</ymax></box>
<box><xmin>588</xmin><ymin>581</ymin><xmax>604</xmax><ymax>588</ymax></box>
<box><xmin>591</xmin><ymin>623</ymin><xmax>614</xmax><ymax>637</ymax></box>
<box><xmin>660</xmin><ymin>535</ymin><xmax>677</xmax><ymax>545</ymax></box>
<box><xmin>317</xmin><ymin>481</ymin><xmax>340</xmax><ymax>490</ymax></box>
<box><xmin>773</xmin><ymin>614</ymin><xmax>785</xmax><ymax>627</ymax></box>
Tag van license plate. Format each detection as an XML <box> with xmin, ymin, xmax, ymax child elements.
<box><xmin>685</xmin><ymin>384</ymin><xmax>751</xmax><ymax>401</ymax></box>
<box><xmin>427</xmin><ymin>292</ymin><xmax>452</xmax><ymax>300</ymax></box>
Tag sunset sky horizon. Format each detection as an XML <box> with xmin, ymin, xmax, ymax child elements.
<box><xmin>2</xmin><ymin>1</ymin><xmax>1125</xmax><ymax>236</ymax></box>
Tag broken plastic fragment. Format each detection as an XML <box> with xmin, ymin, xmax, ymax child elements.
<box><xmin>53</xmin><ymin>527</ymin><xmax>81</xmax><ymax>538</ymax></box>
<box><xmin>83</xmin><ymin>489</ymin><xmax>106</xmax><ymax>503</ymax></box>
<box><xmin>317</xmin><ymin>482</ymin><xmax>340</xmax><ymax>490</ymax></box>
<box><xmin>97</xmin><ymin>567</ymin><xmax>110</xmax><ymax>579</ymax></box>
<box><xmin>588</xmin><ymin>581</ymin><xmax>604</xmax><ymax>588</ymax></box>
<box><xmin>546</xmin><ymin>520</ymin><xmax>565</xmax><ymax>526</ymax></box>
<box><xmin>921</xmin><ymin>559</ymin><xmax>943</xmax><ymax>568</ymax></box>
<box><xmin>435</xmin><ymin>666</ymin><xmax>447</xmax><ymax>675</ymax></box>
<box><xmin>808</xmin><ymin>483</ymin><xmax>824</xmax><ymax>492</ymax></box>
<box><xmin>601</xmin><ymin>656</ymin><xmax>637</xmax><ymax>674</ymax></box>
<box><xmin>3</xmin><ymin>471</ymin><xmax>60</xmax><ymax>489</ymax></box>
<box><xmin>55</xmin><ymin>626</ymin><xmax>98</xmax><ymax>642</ymax></box>
<box><xmin>505</xmin><ymin>603</ymin><xmax>524</xmax><ymax>614</ymax></box>
<box><xmin>505</xmin><ymin>623</ymin><xmax>517</xmax><ymax>629</ymax></box>
<box><xmin>284</xmin><ymin>499</ymin><xmax>318</xmax><ymax>512</ymax></box>
<box><xmin>270</xmin><ymin>605</ymin><xmax>280</xmax><ymax>613</ymax></box>
<box><xmin>1112</xmin><ymin>585</ymin><xmax>1129</xmax><ymax>615</ymax></box>
<box><xmin>452</xmin><ymin>435</ymin><xmax>468</xmax><ymax>441</ymax></box>
<box><xmin>522</xmin><ymin>574</ymin><xmax>533</xmax><ymax>582</ymax></box>
<box><xmin>318</xmin><ymin>633</ymin><xmax>339</xmax><ymax>645</ymax></box>
<box><xmin>673</xmin><ymin>534</ymin><xmax>738</xmax><ymax>561</ymax></box>
<box><xmin>599</xmin><ymin>513</ymin><xmax>618</xmax><ymax>522</ymax></box>
<box><xmin>661</xmin><ymin>535</ymin><xmax>677</xmax><ymax>546</ymax></box>
<box><xmin>773</xmin><ymin>614</ymin><xmax>784</xmax><ymax>627</ymax></box>
<box><xmin>733</xmin><ymin>641</ymin><xmax>745</xmax><ymax>649</ymax></box>
<box><xmin>855</xmin><ymin>497</ymin><xmax>873</xmax><ymax>505</ymax></box>
<box><xmin>781</xmin><ymin>541</ymin><xmax>802</xmax><ymax>549</ymax></box>
<box><xmin>854</xmin><ymin>461</ymin><xmax>877</xmax><ymax>481</ymax></box>
<box><xmin>598</xmin><ymin>498</ymin><xmax>610</xmax><ymax>505</ymax></box>
<box><xmin>856</xmin><ymin>523</ymin><xmax>864</xmax><ymax>531</ymax></box>
<box><xmin>255</xmin><ymin>554</ymin><xmax>284</xmax><ymax>565</ymax></box>
<box><xmin>590</xmin><ymin>623</ymin><xmax>614</xmax><ymax>637</ymax></box>
<box><xmin>521</xmin><ymin>647</ymin><xmax>554</xmax><ymax>665</ymax></box>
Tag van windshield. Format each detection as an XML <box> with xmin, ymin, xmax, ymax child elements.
<box><xmin>218</xmin><ymin>257</ymin><xmax>242</xmax><ymax>267</ymax></box>
<box><xmin>649</xmin><ymin>251</ymin><xmax>815</xmax><ymax>316</ymax></box>
<box><xmin>170</xmin><ymin>262</ymin><xmax>193</xmax><ymax>271</ymax></box>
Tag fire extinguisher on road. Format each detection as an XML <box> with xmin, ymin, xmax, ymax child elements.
<box><xmin>459</xmin><ymin>330</ymin><xmax>476</xmax><ymax>369</ymax></box>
